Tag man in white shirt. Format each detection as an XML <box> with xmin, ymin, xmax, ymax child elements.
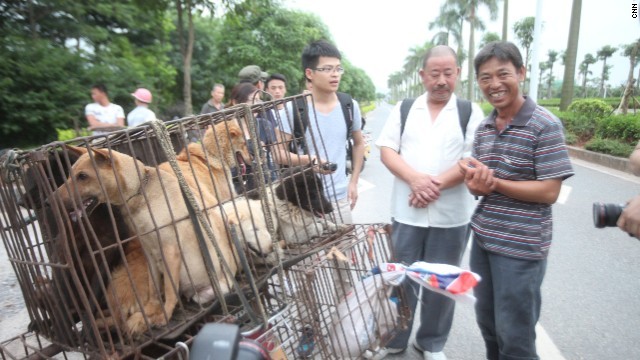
<box><xmin>85</xmin><ymin>84</ymin><xmax>125</xmax><ymax>135</ymax></box>
<box><xmin>127</xmin><ymin>88</ymin><xmax>156</xmax><ymax>127</ymax></box>
<box><xmin>374</xmin><ymin>45</ymin><xmax>484</xmax><ymax>360</ymax></box>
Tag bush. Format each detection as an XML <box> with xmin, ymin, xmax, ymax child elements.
<box><xmin>584</xmin><ymin>137</ymin><xmax>634</xmax><ymax>158</ymax></box>
<box><xmin>57</xmin><ymin>128</ymin><xmax>91</xmax><ymax>142</ymax></box>
<box><xmin>478</xmin><ymin>101</ymin><xmax>494</xmax><ymax>116</ymax></box>
<box><xmin>568</xmin><ymin>99</ymin><xmax>613</xmax><ymax>121</ymax></box>
<box><xmin>563</xmin><ymin>131</ymin><xmax>578</xmax><ymax>145</ymax></box>
<box><xmin>563</xmin><ymin>99</ymin><xmax>614</xmax><ymax>143</ymax></box>
<box><xmin>596</xmin><ymin>114</ymin><xmax>640</xmax><ymax>144</ymax></box>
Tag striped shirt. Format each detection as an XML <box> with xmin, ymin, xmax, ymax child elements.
<box><xmin>471</xmin><ymin>97</ymin><xmax>574</xmax><ymax>260</ymax></box>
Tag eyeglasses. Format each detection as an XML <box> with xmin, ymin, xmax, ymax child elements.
<box><xmin>313</xmin><ymin>66</ymin><xmax>345</xmax><ymax>74</ymax></box>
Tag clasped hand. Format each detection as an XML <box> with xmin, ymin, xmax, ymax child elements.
<box><xmin>409</xmin><ymin>174</ymin><xmax>441</xmax><ymax>208</ymax></box>
<box><xmin>458</xmin><ymin>157</ymin><xmax>497</xmax><ymax>196</ymax></box>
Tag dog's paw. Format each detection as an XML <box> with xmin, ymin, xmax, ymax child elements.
<box><xmin>126</xmin><ymin>313</ymin><xmax>149</xmax><ymax>337</ymax></box>
<box><xmin>324</xmin><ymin>222</ymin><xmax>347</xmax><ymax>234</ymax></box>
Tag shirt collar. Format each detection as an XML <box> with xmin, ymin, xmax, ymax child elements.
<box><xmin>481</xmin><ymin>96</ymin><xmax>535</xmax><ymax>128</ymax></box>
<box><xmin>414</xmin><ymin>92</ymin><xmax>458</xmax><ymax>110</ymax></box>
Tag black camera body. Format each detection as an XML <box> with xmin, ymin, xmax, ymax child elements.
<box><xmin>190</xmin><ymin>323</ymin><xmax>269</xmax><ymax>360</ymax></box>
<box><xmin>321</xmin><ymin>162</ymin><xmax>337</xmax><ymax>172</ymax></box>
<box><xmin>592</xmin><ymin>202</ymin><xmax>626</xmax><ymax>228</ymax></box>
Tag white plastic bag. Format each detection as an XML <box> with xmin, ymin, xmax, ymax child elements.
<box><xmin>328</xmin><ymin>271</ymin><xmax>403</xmax><ymax>359</ymax></box>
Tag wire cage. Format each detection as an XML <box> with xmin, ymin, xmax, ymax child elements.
<box><xmin>0</xmin><ymin>94</ymin><xmax>357</xmax><ymax>359</ymax></box>
<box><xmin>275</xmin><ymin>224</ymin><xmax>408</xmax><ymax>360</ymax></box>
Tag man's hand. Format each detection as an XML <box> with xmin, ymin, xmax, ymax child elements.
<box><xmin>348</xmin><ymin>181</ymin><xmax>358</xmax><ymax>210</ymax></box>
<box><xmin>408</xmin><ymin>174</ymin><xmax>441</xmax><ymax>208</ymax></box>
<box><xmin>459</xmin><ymin>157</ymin><xmax>498</xmax><ymax>196</ymax></box>
<box><xmin>617</xmin><ymin>195</ymin><xmax>640</xmax><ymax>238</ymax></box>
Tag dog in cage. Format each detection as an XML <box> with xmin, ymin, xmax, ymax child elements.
<box><xmin>49</xmin><ymin>145</ymin><xmax>270</xmax><ymax>335</ymax></box>
<box><xmin>158</xmin><ymin>119</ymin><xmax>251</xmax><ymax>210</ymax></box>
<box><xmin>248</xmin><ymin>165</ymin><xmax>347</xmax><ymax>246</ymax></box>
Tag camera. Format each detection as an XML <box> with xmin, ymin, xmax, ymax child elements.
<box><xmin>592</xmin><ymin>202</ymin><xmax>626</xmax><ymax>228</ymax></box>
<box><xmin>190</xmin><ymin>323</ymin><xmax>269</xmax><ymax>360</ymax></box>
<box><xmin>321</xmin><ymin>162</ymin><xmax>337</xmax><ymax>172</ymax></box>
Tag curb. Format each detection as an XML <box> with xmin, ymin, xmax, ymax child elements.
<box><xmin>567</xmin><ymin>145</ymin><xmax>632</xmax><ymax>174</ymax></box>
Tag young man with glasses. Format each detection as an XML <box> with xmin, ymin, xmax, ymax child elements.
<box><xmin>279</xmin><ymin>40</ymin><xmax>365</xmax><ymax>224</ymax></box>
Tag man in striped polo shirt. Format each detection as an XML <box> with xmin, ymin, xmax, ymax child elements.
<box><xmin>459</xmin><ymin>41</ymin><xmax>574</xmax><ymax>360</ymax></box>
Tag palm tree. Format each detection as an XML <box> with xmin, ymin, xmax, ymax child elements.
<box><xmin>597</xmin><ymin>45</ymin><xmax>617</xmax><ymax>97</ymax></box>
<box><xmin>479</xmin><ymin>32</ymin><xmax>501</xmax><ymax>49</ymax></box>
<box><xmin>444</xmin><ymin>0</ymin><xmax>500</xmax><ymax>100</ymax></box>
<box><xmin>579</xmin><ymin>53</ymin><xmax>597</xmax><ymax>97</ymax></box>
<box><xmin>617</xmin><ymin>38</ymin><xmax>640</xmax><ymax>114</ymax></box>
<box><xmin>546</xmin><ymin>50</ymin><xmax>558</xmax><ymax>99</ymax></box>
<box><xmin>430</xmin><ymin>6</ymin><xmax>467</xmax><ymax>95</ymax></box>
<box><xmin>560</xmin><ymin>0</ymin><xmax>582</xmax><ymax>110</ymax></box>
<box><xmin>538</xmin><ymin>62</ymin><xmax>549</xmax><ymax>99</ymax></box>
<box><xmin>513</xmin><ymin>17</ymin><xmax>535</xmax><ymax>94</ymax></box>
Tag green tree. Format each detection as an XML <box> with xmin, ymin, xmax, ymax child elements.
<box><xmin>546</xmin><ymin>50</ymin><xmax>558</xmax><ymax>99</ymax></box>
<box><xmin>444</xmin><ymin>0</ymin><xmax>500</xmax><ymax>100</ymax></box>
<box><xmin>479</xmin><ymin>32</ymin><xmax>501</xmax><ymax>49</ymax></box>
<box><xmin>597</xmin><ymin>45</ymin><xmax>617</xmax><ymax>97</ymax></box>
<box><xmin>429</xmin><ymin>5</ymin><xmax>467</xmax><ymax>93</ymax></box>
<box><xmin>617</xmin><ymin>38</ymin><xmax>640</xmax><ymax>114</ymax></box>
<box><xmin>0</xmin><ymin>0</ymin><xmax>174</xmax><ymax>147</ymax></box>
<box><xmin>579</xmin><ymin>53</ymin><xmax>597</xmax><ymax>97</ymax></box>
<box><xmin>513</xmin><ymin>16</ymin><xmax>535</xmax><ymax>94</ymax></box>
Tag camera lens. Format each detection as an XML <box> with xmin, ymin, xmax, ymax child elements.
<box><xmin>592</xmin><ymin>202</ymin><xmax>625</xmax><ymax>228</ymax></box>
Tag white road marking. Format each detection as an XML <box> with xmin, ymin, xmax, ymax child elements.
<box><xmin>357</xmin><ymin>178</ymin><xmax>375</xmax><ymax>193</ymax></box>
<box><xmin>557</xmin><ymin>185</ymin><xmax>572</xmax><ymax>205</ymax></box>
<box><xmin>536</xmin><ymin>323</ymin><xmax>567</xmax><ymax>360</ymax></box>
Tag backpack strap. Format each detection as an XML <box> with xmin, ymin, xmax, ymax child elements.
<box><xmin>290</xmin><ymin>96</ymin><xmax>310</xmax><ymax>153</ymax></box>
<box><xmin>400</xmin><ymin>97</ymin><xmax>472</xmax><ymax>140</ymax></box>
<box><xmin>337</xmin><ymin>92</ymin><xmax>354</xmax><ymax>140</ymax></box>
<box><xmin>400</xmin><ymin>98</ymin><xmax>415</xmax><ymax>136</ymax></box>
<box><xmin>456</xmin><ymin>98</ymin><xmax>472</xmax><ymax>140</ymax></box>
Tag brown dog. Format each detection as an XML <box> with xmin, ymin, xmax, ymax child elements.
<box><xmin>50</xmin><ymin>146</ymin><xmax>239</xmax><ymax>333</ymax></box>
<box><xmin>159</xmin><ymin>119</ymin><xmax>251</xmax><ymax>210</ymax></box>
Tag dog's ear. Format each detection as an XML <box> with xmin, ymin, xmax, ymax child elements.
<box><xmin>226</xmin><ymin>119</ymin><xmax>242</xmax><ymax>138</ymax></box>
<box><xmin>91</xmin><ymin>148</ymin><xmax>114</xmax><ymax>167</ymax></box>
<box><xmin>64</xmin><ymin>145</ymin><xmax>88</xmax><ymax>157</ymax></box>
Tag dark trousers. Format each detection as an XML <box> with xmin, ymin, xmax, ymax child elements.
<box><xmin>387</xmin><ymin>221</ymin><xmax>470</xmax><ymax>352</ymax></box>
<box><xmin>470</xmin><ymin>237</ymin><xmax>547</xmax><ymax>360</ymax></box>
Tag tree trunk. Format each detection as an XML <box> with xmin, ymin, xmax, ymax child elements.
<box><xmin>502</xmin><ymin>0</ymin><xmax>509</xmax><ymax>40</ymax></box>
<box><xmin>176</xmin><ymin>0</ymin><xmax>194</xmax><ymax>116</ymax></box>
<box><xmin>582</xmin><ymin>67</ymin><xmax>589</xmax><ymax>98</ymax></box>
<box><xmin>560</xmin><ymin>0</ymin><xmax>582</xmax><ymax>110</ymax></box>
<box><xmin>599</xmin><ymin>57</ymin><xmax>608</xmax><ymax>98</ymax></box>
<box><xmin>467</xmin><ymin>7</ymin><xmax>476</xmax><ymax>101</ymax></box>
<box><xmin>617</xmin><ymin>43</ymin><xmax>639</xmax><ymax>115</ymax></box>
<box><xmin>547</xmin><ymin>64</ymin><xmax>553</xmax><ymax>99</ymax></box>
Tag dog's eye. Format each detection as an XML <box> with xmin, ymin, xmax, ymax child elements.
<box><xmin>76</xmin><ymin>172</ymin><xmax>88</xmax><ymax>181</ymax></box>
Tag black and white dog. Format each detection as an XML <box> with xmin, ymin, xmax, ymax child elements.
<box><xmin>250</xmin><ymin>165</ymin><xmax>346</xmax><ymax>245</ymax></box>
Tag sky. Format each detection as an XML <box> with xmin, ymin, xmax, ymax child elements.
<box><xmin>288</xmin><ymin>0</ymin><xmax>640</xmax><ymax>93</ymax></box>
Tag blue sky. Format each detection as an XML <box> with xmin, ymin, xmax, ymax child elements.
<box><xmin>289</xmin><ymin>0</ymin><xmax>640</xmax><ymax>93</ymax></box>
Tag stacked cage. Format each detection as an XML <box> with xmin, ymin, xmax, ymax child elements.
<box><xmin>0</xmin><ymin>94</ymin><xmax>405</xmax><ymax>359</ymax></box>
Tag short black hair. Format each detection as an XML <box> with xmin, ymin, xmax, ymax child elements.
<box><xmin>92</xmin><ymin>83</ymin><xmax>108</xmax><ymax>95</ymax></box>
<box><xmin>302</xmin><ymin>40</ymin><xmax>341</xmax><ymax>80</ymax></box>
<box><xmin>266</xmin><ymin>73</ymin><xmax>287</xmax><ymax>88</ymax></box>
<box><xmin>474</xmin><ymin>41</ymin><xmax>524</xmax><ymax>75</ymax></box>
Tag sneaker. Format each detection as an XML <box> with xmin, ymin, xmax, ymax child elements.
<box><xmin>412</xmin><ymin>342</ymin><xmax>447</xmax><ymax>360</ymax></box>
<box><xmin>295</xmin><ymin>326</ymin><xmax>315</xmax><ymax>358</ymax></box>
<box><xmin>362</xmin><ymin>346</ymin><xmax>406</xmax><ymax>360</ymax></box>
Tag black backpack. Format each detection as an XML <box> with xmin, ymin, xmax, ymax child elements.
<box><xmin>399</xmin><ymin>97</ymin><xmax>472</xmax><ymax>139</ymax></box>
<box><xmin>290</xmin><ymin>92</ymin><xmax>356</xmax><ymax>154</ymax></box>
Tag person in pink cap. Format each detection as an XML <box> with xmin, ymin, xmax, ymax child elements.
<box><xmin>127</xmin><ymin>88</ymin><xmax>156</xmax><ymax>127</ymax></box>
